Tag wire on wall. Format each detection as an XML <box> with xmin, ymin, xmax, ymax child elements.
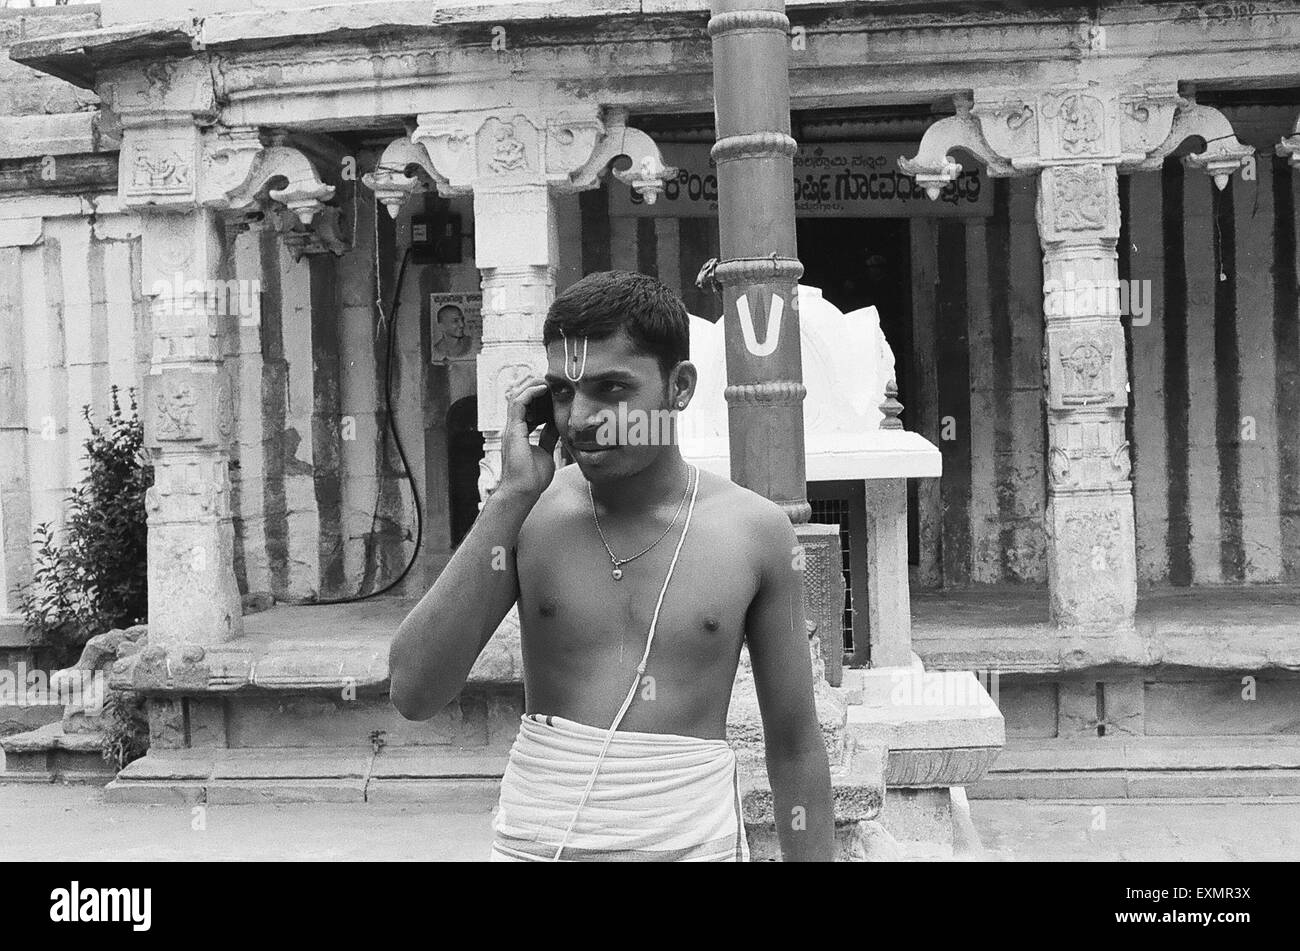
<box><xmin>284</xmin><ymin>196</ymin><xmax>423</xmax><ymax>605</ymax></box>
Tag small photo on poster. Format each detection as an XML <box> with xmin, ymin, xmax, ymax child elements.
<box><xmin>429</xmin><ymin>292</ymin><xmax>482</xmax><ymax>363</ymax></box>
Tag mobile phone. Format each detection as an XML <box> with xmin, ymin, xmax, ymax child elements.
<box><xmin>524</xmin><ymin>388</ymin><xmax>554</xmax><ymax>433</ymax></box>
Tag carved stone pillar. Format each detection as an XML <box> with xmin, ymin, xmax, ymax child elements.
<box><xmin>117</xmin><ymin>105</ymin><xmax>341</xmax><ymax>649</ymax></box>
<box><xmin>366</xmin><ymin>105</ymin><xmax>673</xmax><ymax>502</ymax></box>
<box><xmin>1036</xmin><ymin>161</ymin><xmax>1136</xmax><ymax>628</ymax></box>
<box><xmin>120</xmin><ymin>119</ymin><xmax>245</xmax><ymax>649</ymax></box>
<box><xmin>903</xmin><ymin>86</ymin><xmax>1251</xmax><ymax>632</ymax></box>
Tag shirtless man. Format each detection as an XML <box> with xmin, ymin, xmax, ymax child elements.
<box><xmin>390</xmin><ymin>270</ymin><xmax>833</xmax><ymax>862</ymax></box>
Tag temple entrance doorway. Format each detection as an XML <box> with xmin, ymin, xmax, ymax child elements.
<box><xmin>796</xmin><ymin>216</ymin><xmax>918</xmax><ymax>662</ymax></box>
<box><xmin>796</xmin><ymin>217</ymin><xmax>911</xmax><ymax>405</ymax></box>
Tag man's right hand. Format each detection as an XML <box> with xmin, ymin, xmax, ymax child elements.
<box><xmin>498</xmin><ymin>378</ymin><xmax>560</xmax><ymax>503</ymax></box>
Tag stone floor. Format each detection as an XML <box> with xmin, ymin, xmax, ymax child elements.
<box><xmin>1</xmin><ymin>782</ymin><xmax>1296</xmax><ymax>861</ymax></box>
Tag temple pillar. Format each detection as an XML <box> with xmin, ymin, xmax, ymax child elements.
<box><xmin>114</xmin><ymin>110</ymin><xmax>340</xmax><ymax>653</ymax></box>
<box><xmin>137</xmin><ymin>206</ymin><xmax>244</xmax><ymax>648</ymax></box>
<box><xmin>903</xmin><ymin>86</ymin><xmax>1252</xmax><ymax>632</ymax></box>
<box><xmin>116</xmin><ymin>113</ymin><xmax>244</xmax><ymax>650</ymax></box>
<box><xmin>471</xmin><ymin>184</ymin><xmax>559</xmax><ymax>504</ymax></box>
<box><xmin>1036</xmin><ymin>162</ymin><xmax>1136</xmax><ymax>629</ymax></box>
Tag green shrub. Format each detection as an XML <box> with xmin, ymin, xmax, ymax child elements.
<box><xmin>18</xmin><ymin>386</ymin><xmax>152</xmax><ymax>663</ymax></box>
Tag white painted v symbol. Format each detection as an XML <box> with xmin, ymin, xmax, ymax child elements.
<box><xmin>735</xmin><ymin>292</ymin><xmax>784</xmax><ymax>357</ymax></box>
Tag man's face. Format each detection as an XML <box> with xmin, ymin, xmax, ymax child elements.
<box><xmin>544</xmin><ymin>328</ymin><xmax>677</xmax><ymax>484</ymax></box>
<box><xmin>439</xmin><ymin>306</ymin><xmax>466</xmax><ymax>337</ymax></box>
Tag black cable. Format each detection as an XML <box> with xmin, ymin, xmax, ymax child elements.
<box><xmin>284</xmin><ymin>240</ymin><xmax>423</xmax><ymax>606</ymax></box>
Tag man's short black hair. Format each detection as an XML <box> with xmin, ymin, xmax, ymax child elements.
<box><xmin>542</xmin><ymin>270</ymin><xmax>690</xmax><ymax>380</ymax></box>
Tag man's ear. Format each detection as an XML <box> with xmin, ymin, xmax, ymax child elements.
<box><xmin>669</xmin><ymin>361</ymin><xmax>698</xmax><ymax>409</ymax></box>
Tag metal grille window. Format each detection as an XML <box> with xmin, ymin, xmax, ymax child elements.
<box><xmin>808</xmin><ymin>496</ymin><xmax>854</xmax><ymax>653</ymax></box>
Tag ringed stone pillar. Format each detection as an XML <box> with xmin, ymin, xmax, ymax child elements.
<box><xmin>707</xmin><ymin>0</ymin><xmax>811</xmax><ymax>525</ymax></box>
<box><xmin>903</xmin><ymin>86</ymin><xmax>1251</xmax><ymax>632</ymax></box>
<box><xmin>366</xmin><ymin>105</ymin><xmax>673</xmax><ymax>502</ymax></box>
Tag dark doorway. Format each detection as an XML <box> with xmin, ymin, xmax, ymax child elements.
<box><xmin>447</xmin><ymin>396</ymin><xmax>484</xmax><ymax>546</ymax></box>
<box><xmin>796</xmin><ymin>217</ymin><xmax>919</xmax><ymax>569</ymax></box>
<box><xmin>796</xmin><ymin>217</ymin><xmax>911</xmax><ymax>404</ymax></box>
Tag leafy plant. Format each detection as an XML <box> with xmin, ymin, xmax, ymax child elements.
<box><xmin>18</xmin><ymin>386</ymin><xmax>152</xmax><ymax>662</ymax></box>
<box><xmin>100</xmin><ymin>689</ymin><xmax>149</xmax><ymax>771</ymax></box>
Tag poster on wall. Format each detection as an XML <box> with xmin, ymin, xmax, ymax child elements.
<box><xmin>609</xmin><ymin>142</ymin><xmax>991</xmax><ymax>218</ymax></box>
<box><xmin>429</xmin><ymin>293</ymin><xmax>483</xmax><ymax>364</ymax></box>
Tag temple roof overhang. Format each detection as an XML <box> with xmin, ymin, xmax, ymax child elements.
<box><xmin>8</xmin><ymin>21</ymin><xmax>193</xmax><ymax>90</ymax></box>
<box><xmin>11</xmin><ymin>1</ymin><xmax>1300</xmax><ymax>112</ymax></box>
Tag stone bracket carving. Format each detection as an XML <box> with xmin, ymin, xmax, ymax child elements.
<box><xmin>201</xmin><ymin>129</ymin><xmax>347</xmax><ymax>256</ymax></box>
<box><xmin>409</xmin><ymin>112</ymin><xmax>483</xmax><ymax>196</ymax></box>
<box><xmin>220</xmin><ymin>144</ymin><xmax>336</xmax><ymax>224</ymax></box>
<box><xmin>566</xmin><ymin>109</ymin><xmax>676</xmax><ymax>203</ymax></box>
<box><xmin>903</xmin><ymin>87</ymin><xmax>1251</xmax><ymax>197</ymax></box>
<box><xmin>385</xmin><ymin>106</ymin><xmax>676</xmax><ymax>213</ymax></box>
<box><xmin>1133</xmin><ymin>97</ymin><xmax>1254</xmax><ymax>189</ymax></box>
<box><xmin>362</xmin><ymin>135</ymin><xmax>440</xmax><ymax>218</ymax></box>
<box><xmin>898</xmin><ymin>95</ymin><xmax>1019</xmax><ymax>197</ymax></box>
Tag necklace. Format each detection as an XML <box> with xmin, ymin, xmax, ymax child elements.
<box><xmin>588</xmin><ymin>464</ymin><xmax>697</xmax><ymax>581</ymax></box>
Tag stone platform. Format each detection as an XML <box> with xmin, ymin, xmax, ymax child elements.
<box><xmin>0</xmin><ymin>722</ymin><xmax>116</xmax><ymax>784</ymax></box>
<box><xmin>912</xmin><ymin>584</ymin><xmax>1300</xmax><ymax>673</ymax></box>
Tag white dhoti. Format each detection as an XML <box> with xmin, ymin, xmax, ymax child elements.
<box><xmin>490</xmin><ymin>713</ymin><xmax>749</xmax><ymax>862</ymax></box>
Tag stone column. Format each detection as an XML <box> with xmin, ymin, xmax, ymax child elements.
<box><xmin>903</xmin><ymin>86</ymin><xmax>1251</xmax><ymax>632</ymax></box>
<box><xmin>117</xmin><ymin>109</ymin><xmax>341</xmax><ymax>650</ymax></box>
<box><xmin>367</xmin><ymin>105</ymin><xmax>673</xmax><ymax>502</ymax></box>
<box><xmin>1036</xmin><ymin>161</ymin><xmax>1136</xmax><ymax>629</ymax></box>
<box><xmin>121</xmin><ymin>122</ymin><xmax>245</xmax><ymax>649</ymax></box>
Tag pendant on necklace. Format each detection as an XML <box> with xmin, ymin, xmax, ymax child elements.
<box><xmin>611</xmin><ymin>566</ymin><xmax>623</xmax><ymax>581</ymax></box>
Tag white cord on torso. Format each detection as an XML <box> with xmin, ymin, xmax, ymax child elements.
<box><xmin>551</xmin><ymin>464</ymin><xmax>701</xmax><ymax>861</ymax></box>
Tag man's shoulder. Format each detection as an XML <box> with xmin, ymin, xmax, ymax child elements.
<box><xmin>697</xmin><ymin>469</ymin><xmax>794</xmax><ymax>537</ymax></box>
<box><xmin>521</xmin><ymin>466</ymin><xmax>585</xmax><ymax>529</ymax></box>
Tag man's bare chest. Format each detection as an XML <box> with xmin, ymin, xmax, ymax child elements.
<box><xmin>516</xmin><ymin>513</ymin><xmax>757</xmax><ymax>663</ymax></box>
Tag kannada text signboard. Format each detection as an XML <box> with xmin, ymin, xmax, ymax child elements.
<box><xmin>610</xmin><ymin>142</ymin><xmax>991</xmax><ymax>218</ymax></box>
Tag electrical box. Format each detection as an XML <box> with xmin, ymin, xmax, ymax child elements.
<box><xmin>411</xmin><ymin>211</ymin><xmax>463</xmax><ymax>264</ymax></box>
